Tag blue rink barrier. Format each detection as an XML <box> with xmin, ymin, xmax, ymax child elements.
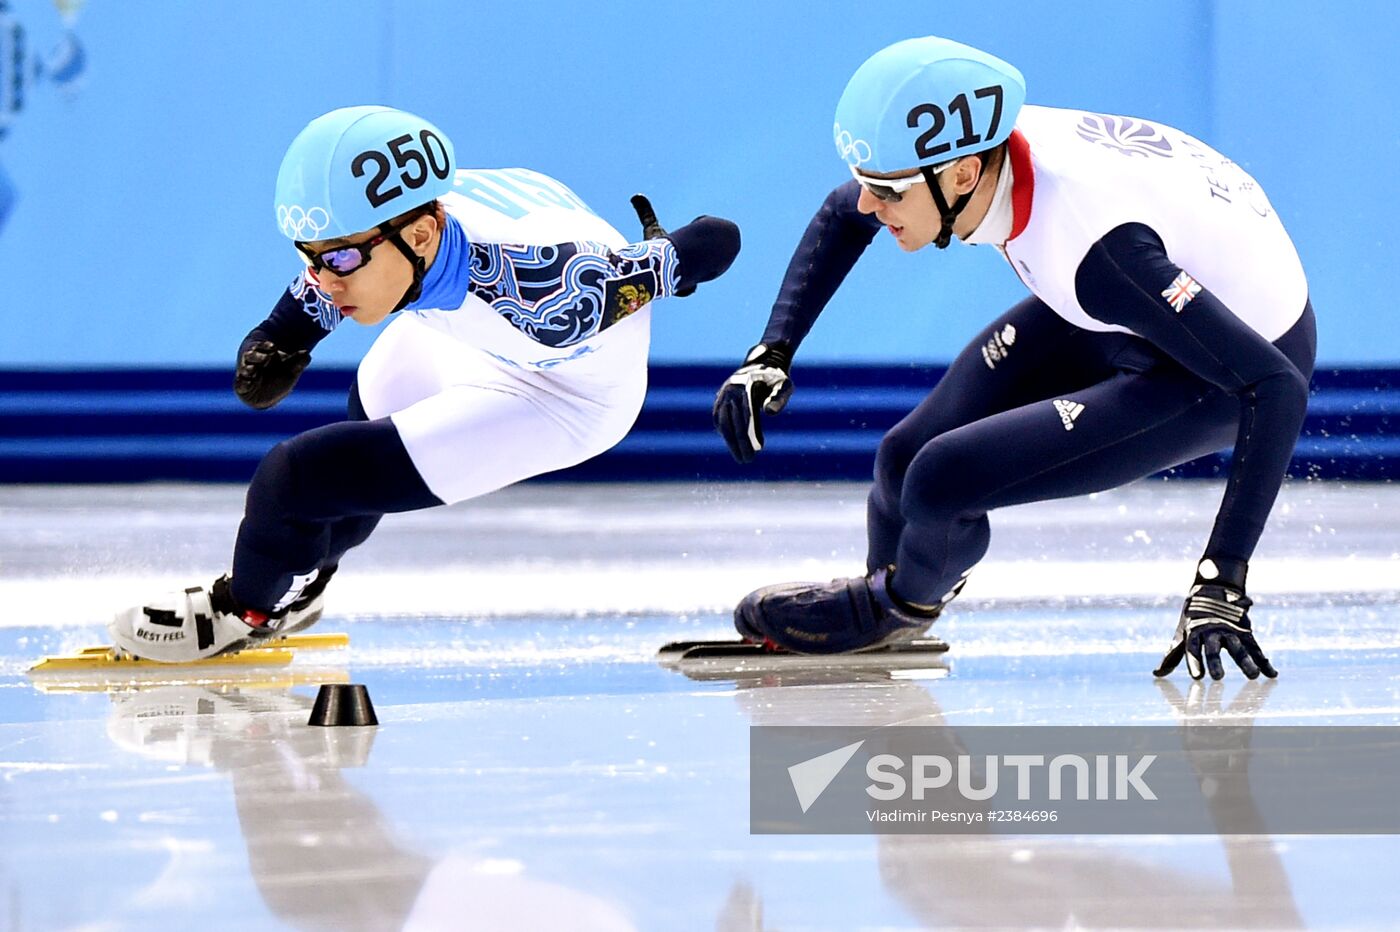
<box><xmin>0</xmin><ymin>366</ymin><xmax>1396</xmax><ymax>483</ymax></box>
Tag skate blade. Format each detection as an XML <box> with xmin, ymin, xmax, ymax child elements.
<box><xmin>657</xmin><ymin>637</ymin><xmax>949</xmax><ymax>669</ymax></box>
<box><xmin>658</xmin><ymin>637</ymin><xmax>950</xmax><ymax>684</ymax></box>
<box><xmin>27</xmin><ymin>632</ymin><xmax>350</xmax><ymax>673</ymax></box>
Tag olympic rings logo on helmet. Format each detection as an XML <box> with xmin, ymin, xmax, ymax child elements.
<box><xmin>277</xmin><ymin>205</ymin><xmax>331</xmax><ymax>241</ymax></box>
<box><xmin>833</xmin><ymin>122</ymin><xmax>873</xmax><ymax>167</ymax></box>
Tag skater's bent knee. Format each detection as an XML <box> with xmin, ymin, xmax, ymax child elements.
<box><xmin>899</xmin><ymin>439</ymin><xmax>985</xmax><ymax>522</ymax></box>
<box><xmin>873</xmin><ymin>429</ymin><xmax>922</xmax><ymax>494</ymax></box>
<box><xmin>248</xmin><ymin>438</ymin><xmax>310</xmax><ymax>517</ymax></box>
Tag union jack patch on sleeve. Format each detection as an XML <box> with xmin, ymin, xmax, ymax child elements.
<box><xmin>1161</xmin><ymin>271</ymin><xmax>1202</xmax><ymax>312</ymax></box>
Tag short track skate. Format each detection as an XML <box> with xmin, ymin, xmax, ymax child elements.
<box><xmin>28</xmin><ymin>632</ymin><xmax>350</xmax><ymax>673</ymax></box>
<box><xmin>656</xmin><ymin>636</ymin><xmax>949</xmax><ymax>674</ymax></box>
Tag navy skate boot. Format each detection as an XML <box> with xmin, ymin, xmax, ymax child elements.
<box><xmin>734</xmin><ymin>565</ymin><xmax>961</xmax><ymax>654</ymax></box>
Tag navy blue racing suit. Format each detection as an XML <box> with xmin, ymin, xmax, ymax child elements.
<box><xmin>755</xmin><ymin>106</ymin><xmax>1315</xmax><ymax>607</ymax></box>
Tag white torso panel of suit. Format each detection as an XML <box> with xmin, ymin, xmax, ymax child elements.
<box><xmin>1001</xmin><ymin>105</ymin><xmax>1307</xmax><ymax>341</ymax></box>
<box><xmin>356</xmin><ymin>168</ymin><xmax>672</xmax><ymax>505</ymax></box>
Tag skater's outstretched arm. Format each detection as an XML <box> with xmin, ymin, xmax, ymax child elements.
<box><xmin>454</xmin><ymin>214</ymin><xmax>740</xmax><ymax>350</ymax></box>
<box><xmin>714</xmin><ymin>182</ymin><xmax>881</xmax><ymax>462</ymax></box>
<box><xmin>760</xmin><ymin>180</ymin><xmax>883</xmax><ymax>352</ymax></box>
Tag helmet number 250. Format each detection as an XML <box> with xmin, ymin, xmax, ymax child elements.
<box><xmin>907</xmin><ymin>85</ymin><xmax>1005</xmax><ymax>161</ymax></box>
<box><xmin>352</xmin><ymin>130</ymin><xmax>453</xmax><ymax>209</ymax></box>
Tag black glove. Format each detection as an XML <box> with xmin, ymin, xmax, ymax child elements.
<box><xmin>630</xmin><ymin>194</ymin><xmax>740</xmax><ymax>296</ymax></box>
<box><xmin>713</xmin><ymin>342</ymin><xmax>794</xmax><ymax>463</ymax></box>
<box><xmin>234</xmin><ymin>339</ymin><xmax>311</xmax><ymax>410</ymax></box>
<box><xmin>1154</xmin><ymin>559</ymin><xmax>1278</xmax><ymax>681</ymax></box>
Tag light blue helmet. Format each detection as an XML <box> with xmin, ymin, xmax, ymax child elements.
<box><xmin>833</xmin><ymin>36</ymin><xmax>1025</xmax><ymax>174</ymax></box>
<box><xmin>274</xmin><ymin>105</ymin><xmax>456</xmax><ymax>241</ymax></box>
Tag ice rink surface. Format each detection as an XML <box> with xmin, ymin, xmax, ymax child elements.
<box><xmin>2</xmin><ymin>480</ymin><xmax>1399</xmax><ymax>930</ymax></box>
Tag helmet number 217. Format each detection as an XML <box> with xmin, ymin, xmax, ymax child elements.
<box><xmin>907</xmin><ymin>85</ymin><xmax>1005</xmax><ymax>160</ymax></box>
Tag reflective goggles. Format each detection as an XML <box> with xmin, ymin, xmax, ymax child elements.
<box><xmin>295</xmin><ymin>212</ymin><xmax>422</xmax><ymax>276</ymax></box>
<box><xmin>849</xmin><ymin>160</ymin><xmax>957</xmax><ymax>203</ymax></box>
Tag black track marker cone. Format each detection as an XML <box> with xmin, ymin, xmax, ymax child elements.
<box><xmin>309</xmin><ymin>683</ymin><xmax>378</xmax><ymax>727</ymax></box>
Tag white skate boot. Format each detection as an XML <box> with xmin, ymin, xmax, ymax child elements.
<box><xmin>109</xmin><ymin>576</ymin><xmax>264</xmax><ymax>662</ymax></box>
<box><xmin>109</xmin><ymin>571</ymin><xmax>333</xmax><ymax>663</ymax></box>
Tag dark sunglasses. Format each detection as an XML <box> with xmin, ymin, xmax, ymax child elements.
<box><xmin>295</xmin><ymin>212</ymin><xmax>426</xmax><ymax>276</ymax></box>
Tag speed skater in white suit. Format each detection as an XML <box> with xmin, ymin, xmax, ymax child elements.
<box><xmin>110</xmin><ymin>106</ymin><xmax>739</xmax><ymax>661</ymax></box>
<box><xmin>713</xmin><ymin>37</ymin><xmax>1314</xmax><ymax>679</ymax></box>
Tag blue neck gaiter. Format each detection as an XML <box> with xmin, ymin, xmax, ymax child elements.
<box><xmin>407</xmin><ymin>213</ymin><xmax>471</xmax><ymax>311</ymax></box>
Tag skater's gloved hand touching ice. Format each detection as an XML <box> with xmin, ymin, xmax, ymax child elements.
<box><xmin>1154</xmin><ymin>558</ymin><xmax>1278</xmax><ymax>681</ymax></box>
<box><xmin>234</xmin><ymin>336</ymin><xmax>311</xmax><ymax>410</ymax></box>
<box><xmin>713</xmin><ymin>342</ymin><xmax>794</xmax><ymax>463</ymax></box>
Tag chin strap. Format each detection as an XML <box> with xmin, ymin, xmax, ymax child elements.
<box><xmin>384</xmin><ymin>224</ymin><xmax>428</xmax><ymax>313</ymax></box>
<box><xmin>920</xmin><ymin>151</ymin><xmax>991</xmax><ymax>249</ymax></box>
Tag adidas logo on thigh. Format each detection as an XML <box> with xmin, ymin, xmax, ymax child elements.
<box><xmin>1053</xmin><ymin>399</ymin><xmax>1084</xmax><ymax>431</ymax></box>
